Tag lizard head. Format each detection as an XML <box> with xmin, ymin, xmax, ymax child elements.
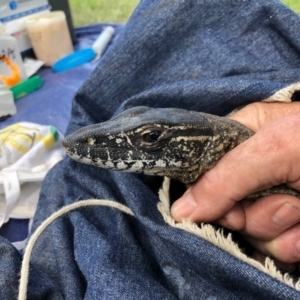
<box><xmin>63</xmin><ymin>106</ymin><xmax>215</xmax><ymax>184</ymax></box>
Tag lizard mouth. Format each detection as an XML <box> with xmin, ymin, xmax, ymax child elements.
<box><xmin>62</xmin><ymin>137</ymin><xmax>172</xmax><ymax>174</ymax></box>
<box><xmin>63</xmin><ymin>134</ymin><xmax>145</xmax><ymax>171</ymax></box>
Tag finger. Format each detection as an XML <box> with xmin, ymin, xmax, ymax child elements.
<box><xmin>246</xmin><ymin>223</ymin><xmax>300</xmax><ymax>263</ymax></box>
<box><xmin>230</xmin><ymin>102</ymin><xmax>300</xmax><ymax>132</ymax></box>
<box><xmin>217</xmin><ymin>203</ymin><xmax>246</xmax><ymax>231</ymax></box>
<box><xmin>241</xmin><ymin>194</ymin><xmax>300</xmax><ymax>240</ymax></box>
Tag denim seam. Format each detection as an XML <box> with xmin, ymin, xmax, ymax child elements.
<box><xmin>157</xmin><ymin>177</ymin><xmax>300</xmax><ymax>292</ymax></box>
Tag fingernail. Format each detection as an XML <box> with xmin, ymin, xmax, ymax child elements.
<box><xmin>218</xmin><ymin>218</ymin><xmax>234</xmax><ymax>230</ymax></box>
<box><xmin>273</xmin><ymin>203</ymin><xmax>300</xmax><ymax>227</ymax></box>
<box><xmin>171</xmin><ymin>189</ymin><xmax>197</xmax><ymax>220</ymax></box>
<box><xmin>218</xmin><ymin>218</ymin><xmax>228</xmax><ymax>228</ymax></box>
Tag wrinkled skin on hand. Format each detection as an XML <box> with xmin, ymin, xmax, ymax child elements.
<box><xmin>171</xmin><ymin>102</ymin><xmax>300</xmax><ymax>270</ymax></box>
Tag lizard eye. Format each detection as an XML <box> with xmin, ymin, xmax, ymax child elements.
<box><xmin>143</xmin><ymin>131</ymin><xmax>162</xmax><ymax>143</ymax></box>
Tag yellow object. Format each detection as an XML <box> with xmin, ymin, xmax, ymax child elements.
<box><xmin>43</xmin><ymin>127</ymin><xmax>59</xmax><ymax>149</ymax></box>
<box><xmin>0</xmin><ymin>123</ymin><xmax>42</xmax><ymax>154</ymax></box>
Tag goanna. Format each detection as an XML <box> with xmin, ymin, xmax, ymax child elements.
<box><xmin>63</xmin><ymin>106</ymin><xmax>299</xmax><ymax>200</ymax></box>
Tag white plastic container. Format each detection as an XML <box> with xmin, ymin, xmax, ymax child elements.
<box><xmin>0</xmin><ymin>0</ymin><xmax>50</xmax><ymax>53</ymax></box>
<box><xmin>0</xmin><ymin>22</ymin><xmax>28</xmax><ymax>87</ymax></box>
<box><xmin>92</xmin><ymin>26</ymin><xmax>115</xmax><ymax>59</ymax></box>
<box><xmin>25</xmin><ymin>11</ymin><xmax>74</xmax><ymax>66</ymax></box>
<box><xmin>0</xmin><ymin>84</ymin><xmax>16</xmax><ymax>117</ymax></box>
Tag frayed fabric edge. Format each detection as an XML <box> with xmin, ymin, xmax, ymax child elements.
<box><xmin>157</xmin><ymin>177</ymin><xmax>300</xmax><ymax>291</ymax></box>
<box><xmin>262</xmin><ymin>82</ymin><xmax>300</xmax><ymax>103</ymax></box>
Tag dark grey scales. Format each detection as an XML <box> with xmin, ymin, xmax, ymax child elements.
<box><xmin>63</xmin><ymin>106</ymin><xmax>300</xmax><ymax>200</ymax></box>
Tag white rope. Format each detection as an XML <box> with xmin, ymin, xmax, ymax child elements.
<box><xmin>18</xmin><ymin>199</ymin><xmax>134</xmax><ymax>300</ymax></box>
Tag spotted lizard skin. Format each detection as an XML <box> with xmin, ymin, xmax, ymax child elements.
<box><xmin>63</xmin><ymin>106</ymin><xmax>300</xmax><ymax>200</ymax></box>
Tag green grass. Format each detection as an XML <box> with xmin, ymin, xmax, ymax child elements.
<box><xmin>69</xmin><ymin>0</ymin><xmax>299</xmax><ymax>27</ymax></box>
<box><xmin>69</xmin><ymin>0</ymin><xmax>139</xmax><ymax>26</ymax></box>
<box><xmin>282</xmin><ymin>0</ymin><xmax>300</xmax><ymax>13</ymax></box>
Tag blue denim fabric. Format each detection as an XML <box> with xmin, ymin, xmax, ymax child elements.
<box><xmin>2</xmin><ymin>0</ymin><xmax>300</xmax><ymax>299</ymax></box>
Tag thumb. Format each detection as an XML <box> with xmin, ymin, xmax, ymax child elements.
<box><xmin>171</xmin><ymin>113</ymin><xmax>300</xmax><ymax>223</ymax></box>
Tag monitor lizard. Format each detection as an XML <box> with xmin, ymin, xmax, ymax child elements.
<box><xmin>63</xmin><ymin>106</ymin><xmax>300</xmax><ymax>200</ymax></box>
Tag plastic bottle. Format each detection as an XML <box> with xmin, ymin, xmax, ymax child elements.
<box><xmin>0</xmin><ymin>22</ymin><xmax>28</xmax><ymax>87</ymax></box>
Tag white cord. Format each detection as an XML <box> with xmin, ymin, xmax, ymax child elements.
<box><xmin>18</xmin><ymin>199</ymin><xmax>134</xmax><ymax>300</ymax></box>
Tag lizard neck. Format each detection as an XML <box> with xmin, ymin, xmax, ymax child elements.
<box><xmin>196</xmin><ymin>114</ymin><xmax>254</xmax><ymax>177</ymax></box>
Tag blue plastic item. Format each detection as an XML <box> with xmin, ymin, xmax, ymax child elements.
<box><xmin>52</xmin><ymin>48</ymin><xmax>96</xmax><ymax>73</ymax></box>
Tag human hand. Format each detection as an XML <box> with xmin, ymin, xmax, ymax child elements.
<box><xmin>171</xmin><ymin>102</ymin><xmax>300</xmax><ymax>265</ymax></box>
